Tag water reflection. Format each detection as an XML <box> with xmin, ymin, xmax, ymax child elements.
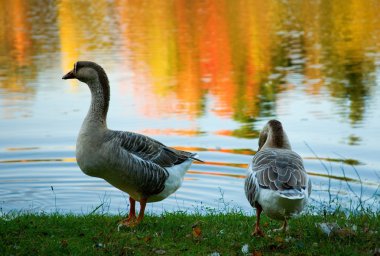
<box><xmin>0</xmin><ymin>146</ymin><xmax>378</xmax><ymax>214</ymax></box>
<box><xmin>0</xmin><ymin>0</ymin><xmax>379</xmax><ymax>127</ymax></box>
<box><xmin>0</xmin><ymin>0</ymin><xmax>379</xmax><ymax>213</ymax></box>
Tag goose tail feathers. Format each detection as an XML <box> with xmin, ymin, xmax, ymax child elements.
<box><xmin>278</xmin><ymin>189</ymin><xmax>306</xmax><ymax>200</ymax></box>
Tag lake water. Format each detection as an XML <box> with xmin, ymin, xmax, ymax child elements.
<box><xmin>0</xmin><ymin>0</ymin><xmax>379</xmax><ymax>215</ymax></box>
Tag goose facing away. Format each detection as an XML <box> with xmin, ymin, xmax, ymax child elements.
<box><xmin>62</xmin><ymin>61</ymin><xmax>201</xmax><ymax>226</ymax></box>
<box><xmin>245</xmin><ymin>120</ymin><xmax>311</xmax><ymax>236</ymax></box>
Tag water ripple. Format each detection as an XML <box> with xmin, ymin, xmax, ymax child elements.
<box><xmin>0</xmin><ymin>146</ymin><xmax>378</xmax><ymax>214</ymax></box>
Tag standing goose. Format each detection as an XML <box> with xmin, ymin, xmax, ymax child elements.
<box><xmin>245</xmin><ymin>120</ymin><xmax>311</xmax><ymax>236</ymax></box>
<box><xmin>62</xmin><ymin>61</ymin><xmax>200</xmax><ymax>226</ymax></box>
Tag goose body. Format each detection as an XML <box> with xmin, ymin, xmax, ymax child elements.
<box><xmin>76</xmin><ymin>129</ymin><xmax>194</xmax><ymax>203</ymax></box>
<box><xmin>245</xmin><ymin>120</ymin><xmax>311</xmax><ymax>236</ymax></box>
<box><xmin>63</xmin><ymin>61</ymin><xmax>199</xmax><ymax>225</ymax></box>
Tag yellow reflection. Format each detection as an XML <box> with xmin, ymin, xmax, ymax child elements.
<box><xmin>57</xmin><ymin>0</ymin><xmax>117</xmax><ymax>89</ymax></box>
<box><xmin>0</xmin><ymin>0</ymin><xmax>379</xmax><ymax>127</ymax></box>
<box><xmin>173</xmin><ymin>146</ymin><xmax>256</xmax><ymax>156</ymax></box>
<box><xmin>0</xmin><ymin>157</ymin><xmax>76</xmax><ymax>164</ymax></box>
<box><xmin>57</xmin><ymin>1</ymin><xmax>80</xmax><ymax>75</ymax></box>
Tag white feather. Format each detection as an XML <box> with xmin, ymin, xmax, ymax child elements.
<box><xmin>148</xmin><ymin>158</ymin><xmax>193</xmax><ymax>202</ymax></box>
<box><xmin>257</xmin><ymin>187</ymin><xmax>309</xmax><ymax>220</ymax></box>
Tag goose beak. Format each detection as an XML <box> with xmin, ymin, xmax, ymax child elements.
<box><xmin>62</xmin><ymin>70</ymin><xmax>76</xmax><ymax>80</ymax></box>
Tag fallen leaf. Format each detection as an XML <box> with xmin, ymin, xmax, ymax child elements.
<box><xmin>252</xmin><ymin>251</ymin><xmax>263</xmax><ymax>256</ymax></box>
<box><xmin>275</xmin><ymin>236</ymin><xmax>284</xmax><ymax>243</ymax></box>
<box><xmin>192</xmin><ymin>226</ymin><xmax>202</xmax><ymax>238</ymax></box>
<box><xmin>60</xmin><ymin>240</ymin><xmax>68</xmax><ymax>248</ymax></box>
<box><xmin>143</xmin><ymin>235</ymin><xmax>152</xmax><ymax>242</ymax></box>
<box><xmin>336</xmin><ymin>228</ymin><xmax>355</xmax><ymax>238</ymax></box>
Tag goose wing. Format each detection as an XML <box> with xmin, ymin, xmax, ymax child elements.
<box><xmin>104</xmin><ymin>130</ymin><xmax>196</xmax><ymax>197</ymax></box>
<box><xmin>106</xmin><ymin>131</ymin><xmax>196</xmax><ymax>168</ymax></box>
<box><xmin>252</xmin><ymin>149</ymin><xmax>308</xmax><ymax>191</ymax></box>
<box><xmin>245</xmin><ymin>168</ymin><xmax>259</xmax><ymax>208</ymax></box>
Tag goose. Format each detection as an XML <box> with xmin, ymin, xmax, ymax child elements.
<box><xmin>245</xmin><ymin>120</ymin><xmax>311</xmax><ymax>236</ymax></box>
<box><xmin>62</xmin><ymin>61</ymin><xmax>201</xmax><ymax>226</ymax></box>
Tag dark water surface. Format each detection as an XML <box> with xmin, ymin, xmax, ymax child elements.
<box><xmin>0</xmin><ymin>0</ymin><xmax>379</xmax><ymax>214</ymax></box>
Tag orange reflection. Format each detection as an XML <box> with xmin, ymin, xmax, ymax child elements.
<box><xmin>0</xmin><ymin>0</ymin><xmax>33</xmax><ymax>94</ymax></box>
<box><xmin>188</xmin><ymin>170</ymin><xmax>245</xmax><ymax>179</ymax></box>
<box><xmin>8</xmin><ymin>0</ymin><xmax>31</xmax><ymax>67</ymax></box>
<box><xmin>0</xmin><ymin>0</ymin><xmax>379</xmax><ymax>127</ymax></box>
<box><xmin>197</xmin><ymin>1</ymin><xmax>235</xmax><ymax>117</ymax></box>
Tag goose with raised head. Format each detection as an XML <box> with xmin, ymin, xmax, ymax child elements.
<box><xmin>62</xmin><ymin>61</ymin><xmax>201</xmax><ymax>226</ymax></box>
<box><xmin>245</xmin><ymin>120</ymin><xmax>311</xmax><ymax>236</ymax></box>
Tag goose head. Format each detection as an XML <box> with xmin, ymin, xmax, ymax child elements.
<box><xmin>258</xmin><ymin>119</ymin><xmax>291</xmax><ymax>151</ymax></box>
<box><xmin>62</xmin><ymin>60</ymin><xmax>110</xmax><ymax>99</ymax></box>
<box><xmin>62</xmin><ymin>61</ymin><xmax>108</xmax><ymax>83</ymax></box>
<box><xmin>62</xmin><ymin>61</ymin><xmax>110</xmax><ymax>121</ymax></box>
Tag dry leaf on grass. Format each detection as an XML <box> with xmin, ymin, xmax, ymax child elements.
<box><xmin>192</xmin><ymin>226</ymin><xmax>202</xmax><ymax>238</ymax></box>
<box><xmin>275</xmin><ymin>236</ymin><xmax>284</xmax><ymax>243</ymax></box>
<box><xmin>143</xmin><ymin>235</ymin><xmax>152</xmax><ymax>242</ymax></box>
<box><xmin>192</xmin><ymin>222</ymin><xmax>202</xmax><ymax>238</ymax></box>
<box><xmin>60</xmin><ymin>240</ymin><xmax>68</xmax><ymax>248</ymax></box>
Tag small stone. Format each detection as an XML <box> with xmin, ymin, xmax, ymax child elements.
<box><xmin>155</xmin><ymin>249</ymin><xmax>166</xmax><ymax>255</ymax></box>
<box><xmin>241</xmin><ymin>244</ymin><xmax>249</xmax><ymax>254</ymax></box>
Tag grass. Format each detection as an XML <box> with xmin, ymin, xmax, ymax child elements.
<box><xmin>1</xmin><ymin>210</ymin><xmax>379</xmax><ymax>255</ymax></box>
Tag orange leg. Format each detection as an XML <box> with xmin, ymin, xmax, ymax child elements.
<box><xmin>136</xmin><ymin>197</ymin><xmax>147</xmax><ymax>224</ymax></box>
<box><xmin>252</xmin><ymin>202</ymin><xmax>264</xmax><ymax>237</ymax></box>
<box><xmin>121</xmin><ymin>197</ymin><xmax>137</xmax><ymax>226</ymax></box>
<box><xmin>127</xmin><ymin>197</ymin><xmax>136</xmax><ymax>221</ymax></box>
<box><xmin>121</xmin><ymin>197</ymin><xmax>147</xmax><ymax>227</ymax></box>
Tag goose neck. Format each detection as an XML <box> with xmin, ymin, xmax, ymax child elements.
<box><xmin>259</xmin><ymin>123</ymin><xmax>292</xmax><ymax>150</ymax></box>
<box><xmin>84</xmin><ymin>80</ymin><xmax>109</xmax><ymax>128</ymax></box>
<box><xmin>265</xmin><ymin>129</ymin><xmax>291</xmax><ymax>150</ymax></box>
